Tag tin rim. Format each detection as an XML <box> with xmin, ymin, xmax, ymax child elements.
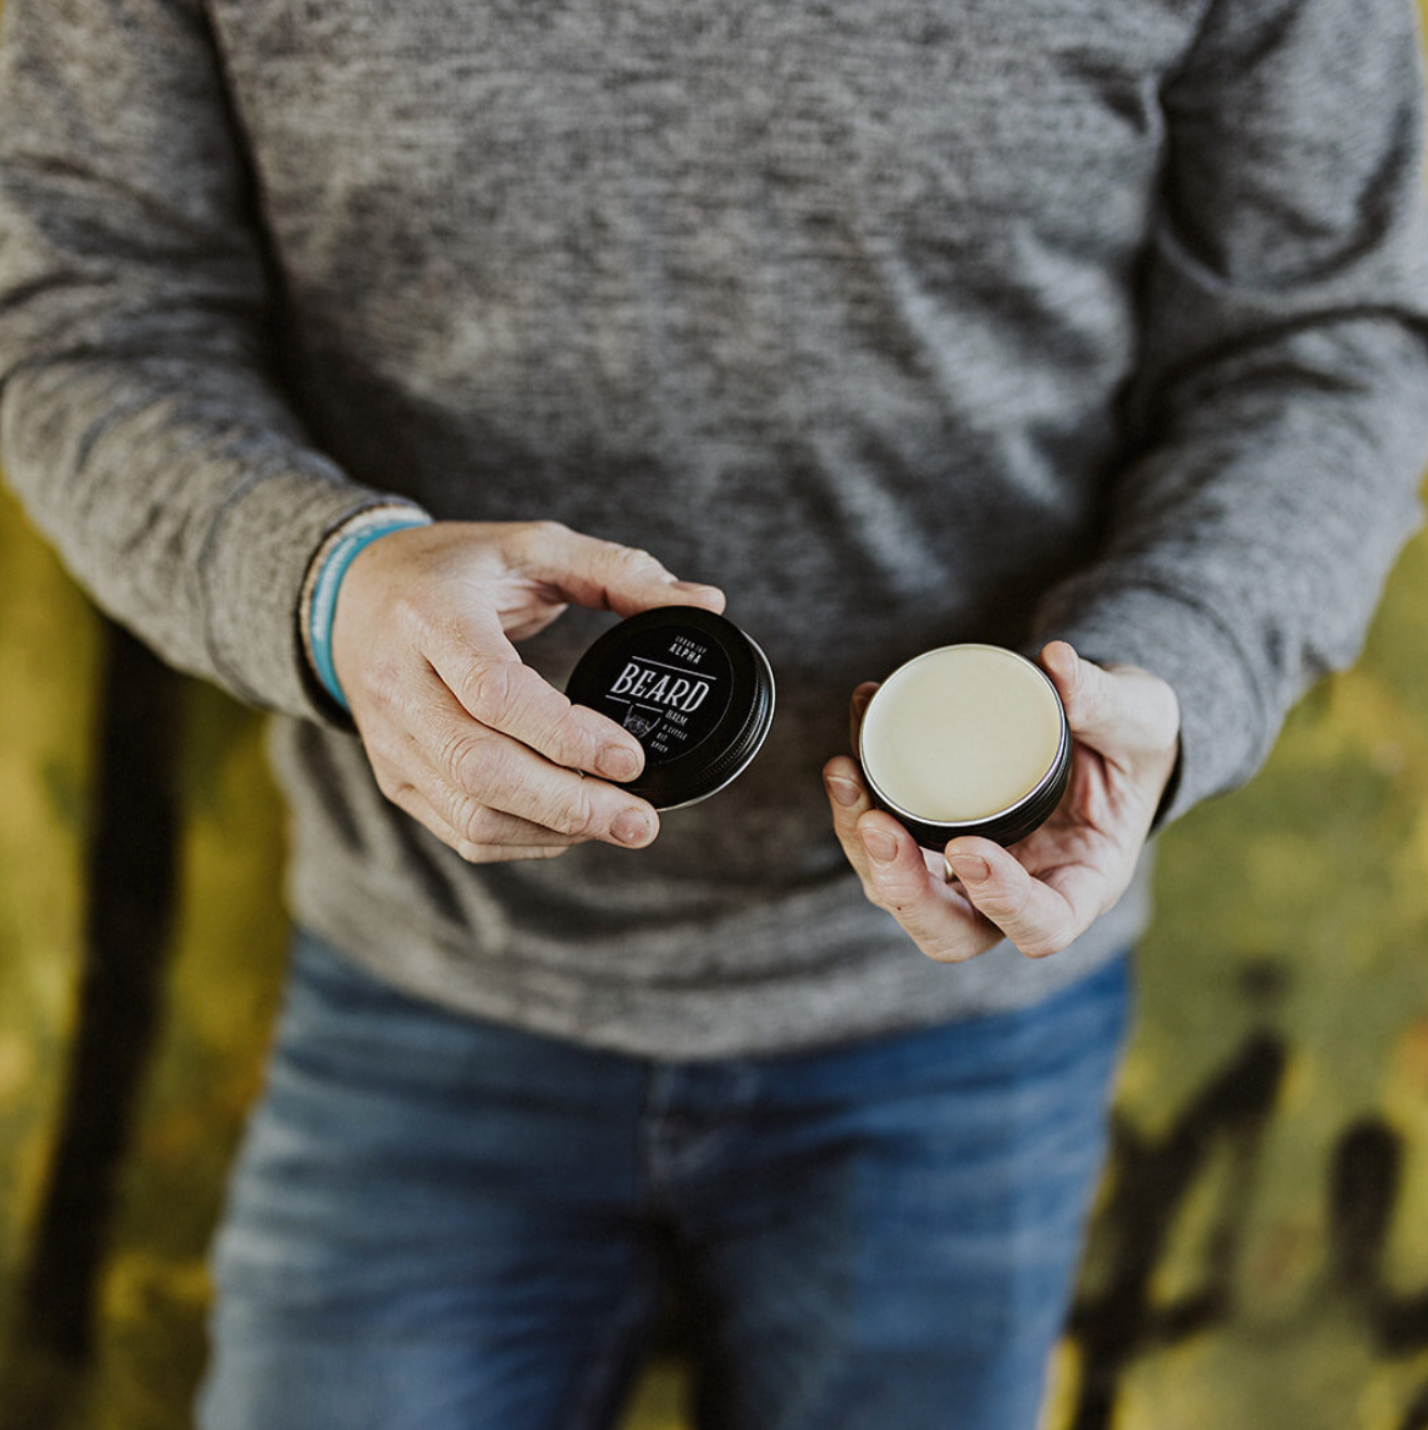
<box><xmin>858</xmin><ymin>644</ymin><xmax>1071</xmax><ymax>847</ymax></box>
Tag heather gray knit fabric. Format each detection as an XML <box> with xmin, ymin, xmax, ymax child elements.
<box><xmin>2</xmin><ymin>0</ymin><xmax>1427</xmax><ymax>1055</ymax></box>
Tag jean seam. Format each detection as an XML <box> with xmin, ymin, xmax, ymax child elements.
<box><xmin>562</xmin><ymin>1276</ymin><xmax>658</xmax><ymax>1430</ymax></box>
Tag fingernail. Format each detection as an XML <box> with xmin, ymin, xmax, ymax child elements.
<box><xmin>948</xmin><ymin>853</ymin><xmax>990</xmax><ymax>883</ymax></box>
<box><xmin>598</xmin><ymin>743</ymin><xmax>641</xmax><ymax>782</ymax></box>
<box><xmin>825</xmin><ymin>774</ymin><xmax>860</xmax><ymax>808</ymax></box>
<box><xmin>611</xmin><ymin>808</ymin><xmax>654</xmax><ymax>847</ymax></box>
<box><xmin>862</xmin><ymin>826</ymin><xmax>898</xmax><ymax>863</ymax></box>
<box><xmin>670</xmin><ymin>579</ymin><xmax>718</xmax><ymax>594</ymax></box>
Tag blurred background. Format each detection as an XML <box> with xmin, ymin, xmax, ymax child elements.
<box><xmin>4</xmin><ymin>13</ymin><xmax>1428</xmax><ymax>1426</ymax></box>
<box><xmin>5</xmin><ymin>467</ymin><xmax>1428</xmax><ymax>1430</ymax></box>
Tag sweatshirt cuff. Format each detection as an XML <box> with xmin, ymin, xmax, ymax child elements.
<box><xmin>1033</xmin><ymin>580</ymin><xmax>1268</xmax><ymax>828</ymax></box>
<box><xmin>197</xmin><ymin>451</ymin><xmax>427</xmax><ymax>723</ymax></box>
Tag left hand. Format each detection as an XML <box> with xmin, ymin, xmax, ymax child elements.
<box><xmin>822</xmin><ymin>641</ymin><xmax>1181</xmax><ymax>962</ymax></box>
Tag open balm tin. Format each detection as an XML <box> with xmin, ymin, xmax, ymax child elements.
<box><xmin>858</xmin><ymin>644</ymin><xmax>1071</xmax><ymax>849</ymax></box>
<box><xmin>565</xmin><ymin>606</ymin><xmax>776</xmax><ymax>811</ymax></box>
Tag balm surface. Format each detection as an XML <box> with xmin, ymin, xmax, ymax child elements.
<box><xmin>861</xmin><ymin>646</ymin><xmax>1064</xmax><ymax>822</ymax></box>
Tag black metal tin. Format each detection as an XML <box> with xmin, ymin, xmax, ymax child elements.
<box><xmin>858</xmin><ymin>644</ymin><xmax>1071</xmax><ymax>849</ymax></box>
<box><xmin>565</xmin><ymin>606</ymin><xmax>776</xmax><ymax>810</ymax></box>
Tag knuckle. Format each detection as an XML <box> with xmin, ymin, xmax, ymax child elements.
<box><xmin>442</xmin><ymin>729</ymin><xmax>498</xmax><ymax>794</ymax></box>
<box><xmin>512</xmin><ymin>519</ymin><xmax>568</xmax><ymax>557</ymax></box>
<box><xmin>1019</xmin><ymin>932</ymin><xmax>1064</xmax><ymax>961</ymax></box>
<box><xmin>462</xmin><ymin>661</ymin><xmax>518</xmax><ymax>727</ymax></box>
<box><xmin>532</xmin><ymin>695</ymin><xmax>585</xmax><ymax>762</ymax></box>
<box><xmin>984</xmin><ymin>882</ymin><xmax>1031</xmax><ymax>926</ymax></box>
<box><xmin>1010</xmin><ymin>903</ymin><xmax>1072</xmax><ymax>959</ymax></box>
<box><xmin>389</xmin><ymin>592</ymin><xmax>431</xmax><ymax>644</ymax></box>
<box><xmin>549</xmin><ymin>786</ymin><xmax>600</xmax><ymax>838</ymax></box>
<box><xmin>875</xmin><ymin>856</ymin><xmax>919</xmax><ymax>897</ymax></box>
<box><xmin>925</xmin><ymin>942</ymin><xmax>972</xmax><ymax>966</ymax></box>
<box><xmin>372</xmin><ymin>768</ymin><xmax>412</xmax><ymax>805</ymax></box>
<box><xmin>363</xmin><ymin>720</ymin><xmax>417</xmax><ymax>773</ymax></box>
<box><xmin>449</xmin><ymin>792</ymin><xmax>491</xmax><ymax>845</ymax></box>
<box><xmin>461</xmin><ymin>805</ymin><xmax>503</xmax><ymax>843</ymax></box>
<box><xmin>867</xmin><ymin>871</ymin><xmax>913</xmax><ymax>917</ymax></box>
<box><xmin>622</xmin><ymin>545</ymin><xmax>669</xmax><ymax>579</ymax></box>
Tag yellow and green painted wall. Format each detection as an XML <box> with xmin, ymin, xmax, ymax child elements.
<box><xmin>4</xmin><ymin>7</ymin><xmax>1428</xmax><ymax>1421</ymax></box>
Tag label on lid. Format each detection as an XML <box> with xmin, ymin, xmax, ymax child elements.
<box><xmin>585</xmin><ymin>624</ymin><xmax>734</xmax><ymax>765</ymax></box>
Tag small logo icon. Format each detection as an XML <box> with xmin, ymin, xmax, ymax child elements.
<box><xmin>623</xmin><ymin>708</ymin><xmax>661</xmax><ymax>739</ymax></box>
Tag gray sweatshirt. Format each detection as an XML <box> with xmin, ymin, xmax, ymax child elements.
<box><xmin>2</xmin><ymin>0</ymin><xmax>1427</xmax><ymax>1057</ymax></box>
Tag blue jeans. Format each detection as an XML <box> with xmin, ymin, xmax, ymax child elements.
<box><xmin>198</xmin><ymin>930</ymin><xmax>1130</xmax><ymax>1430</ymax></box>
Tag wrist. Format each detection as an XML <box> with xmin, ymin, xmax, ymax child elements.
<box><xmin>301</xmin><ymin>505</ymin><xmax>433</xmax><ymax>712</ymax></box>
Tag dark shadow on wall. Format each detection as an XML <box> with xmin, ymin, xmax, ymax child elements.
<box><xmin>1334</xmin><ymin>1120</ymin><xmax>1428</xmax><ymax>1430</ymax></box>
<box><xmin>1069</xmin><ymin>960</ymin><xmax>1428</xmax><ymax>1430</ymax></box>
<box><xmin>0</xmin><ymin>619</ymin><xmax>181</xmax><ymax>1428</ymax></box>
<box><xmin>1068</xmin><ymin>1015</ymin><xmax>1288</xmax><ymax>1429</ymax></box>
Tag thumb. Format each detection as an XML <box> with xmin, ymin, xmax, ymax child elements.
<box><xmin>507</xmin><ymin>522</ymin><xmax>726</xmax><ymax>617</ymax></box>
<box><xmin>1039</xmin><ymin>639</ymin><xmax>1181</xmax><ymax>765</ymax></box>
<box><xmin>1040</xmin><ymin>641</ymin><xmax>1120</xmax><ymax>749</ymax></box>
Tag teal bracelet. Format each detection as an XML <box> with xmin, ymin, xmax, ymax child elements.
<box><xmin>308</xmin><ymin>515</ymin><xmax>430</xmax><ymax>711</ymax></box>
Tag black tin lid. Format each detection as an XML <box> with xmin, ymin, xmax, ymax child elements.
<box><xmin>565</xmin><ymin>606</ymin><xmax>776</xmax><ymax>811</ymax></box>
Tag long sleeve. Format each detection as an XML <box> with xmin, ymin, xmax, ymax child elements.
<box><xmin>0</xmin><ymin>0</ymin><xmax>406</xmax><ymax>717</ymax></box>
<box><xmin>1034</xmin><ymin>0</ymin><xmax>1428</xmax><ymax>822</ymax></box>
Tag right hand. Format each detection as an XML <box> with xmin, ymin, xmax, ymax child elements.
<box><xmin>331</xmin><ymin>519</ymin><xmax>725</xmax><ymax>863</ymax></box>
<box><xmin>823</xmin><ymin>642</ymin><xmax>1179</xmax><ymax>963</ymax></box>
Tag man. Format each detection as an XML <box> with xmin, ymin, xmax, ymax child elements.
<box><xmin>2</xmin><ymin>0</ymin><xmax>1426</xmax><ymax>1426</ymax></box>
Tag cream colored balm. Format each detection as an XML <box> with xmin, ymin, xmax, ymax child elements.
<box><xmin>858</xmin><ymin>644</ymin><xmax>1071</xmax><ymax>849</ymax></box>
